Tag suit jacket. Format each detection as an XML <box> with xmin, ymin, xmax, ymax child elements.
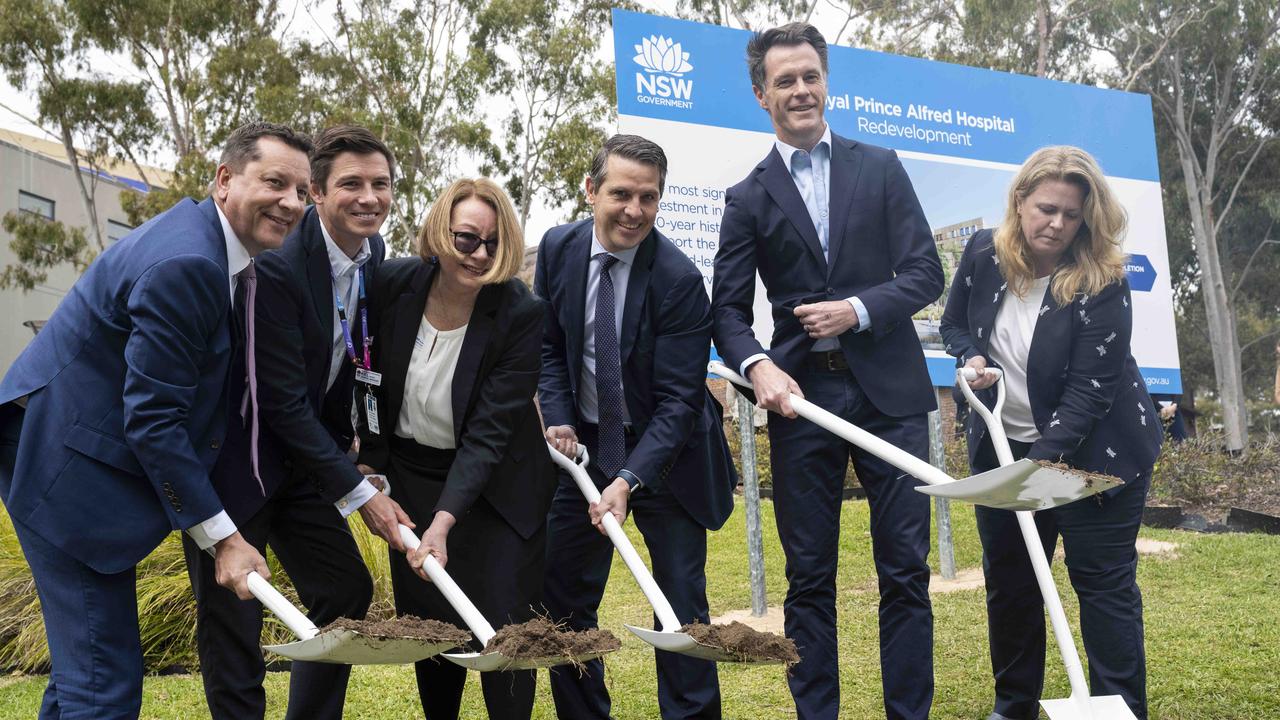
<box><xmin>0</xmin><ymin>198</ymin><xmax>232</xmax><ymax>574</ymax></box>
<box><xmin>210</xmin><ymin>207</ymin><xmax>386</xmax><ymax>524</ymax></box>
<box><xmin>940</xmin><ymin>229</ymin><xmax>1163</xmax><ymax>486</ymax></box>
<box><xmin>535</xmin><ymin>219</ymin><xmax>737</xmax><ymax>532</ymax></box>
<box><xmin>357</xmin><ymin>258</ymin><xmax>555</xmax><ymax>540</ymax></box>
<box><xmin>712</xmin><ymin>134</ymin><xmax>943</xmax><ymax>417</ymax></box>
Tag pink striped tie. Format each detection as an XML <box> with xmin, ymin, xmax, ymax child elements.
<box><xmin>238</xmin><ymin>262</ymin><xmax>264</xmax><ymax>495</ymax></box>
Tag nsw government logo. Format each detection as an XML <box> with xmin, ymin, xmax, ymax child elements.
<box><xmin>633</xmin><ymin>35</ymin><xmax>694</xmax><ymax>109</ymax></box>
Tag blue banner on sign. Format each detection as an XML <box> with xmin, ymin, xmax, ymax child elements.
<box><xmin>1124</xmin><ymin>254</ymin><xmax>1157</xmax><ymax>292</ymax></box>
<box><xmin>614</xmin><ymin>9</ymin><xmax>1161</xmax><ymax>182</ymax></box>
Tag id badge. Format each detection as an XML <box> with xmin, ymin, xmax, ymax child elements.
<box><xmin>364</xmin><ymin>392</ymin><xmax>381</xmax><ymax>435</ymax></box>
<box><xmin>355</xmin><ymin>367</ymin><xmax>382</xmax><ymax>387</ymax></box>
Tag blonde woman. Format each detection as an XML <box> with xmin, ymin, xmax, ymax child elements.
<box><xmin>356</xmin><ymin>178</ymin><xmax>555</xmax><ymax>719</ymax></box>
<box><xmin>941</xmin><ymin>146</ymin><xmax>1161</xmax><ymax>720</ymax></box>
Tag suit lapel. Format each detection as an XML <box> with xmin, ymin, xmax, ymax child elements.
<box><xmin>303</xmin><ymin>212</ymin><xmax>336</xmax><ymax>387</ymax></box>
<box><xmin>384</xmin><ymin>261</ymin><xmax>433</xmax><ymax>431</ymax></box>
<box><xmin>563</xmin><ymin>224</ymin><xmax>592</xmax><ymax>390</ymax></box>
<box><xmin>824</xmin><ymin>136</ymin><xmax>862</xmax><ymax>277</ymax></box>
<box><xmin>757</xmin><ymin>149</ymin><xmax>827</xmax><ymax>272</ymax></box>
<box><xmin>1027</xmin><ymin>278</ymin><xmax>1067</xmax><ymax>382</ymax></box>
<box><xmin>452</xmin><ymin>283</ymin><xmax>500</xmax><ymax>441</ymax></box>
<box><xmin>971</xmin><ymin>253</ymin><xmax>1008</xmax><ymax>355</ymax></box>
<box><xmin>620</xmin><ymin>233</ymin><xmax>656</xmax><ymax>363</ymax></box>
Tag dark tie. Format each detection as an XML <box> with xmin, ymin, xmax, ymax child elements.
<box><xmin>594</xmin><ymin>253</ymin><xmax>625</xmax><ymax>479</ymax></box>
<box><xmin>237</xmin><ymin>262</ymin><xmax>264</xmax><ymax>494</ymax></box>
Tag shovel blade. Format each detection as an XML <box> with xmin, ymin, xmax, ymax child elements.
<box><xmin>915</xmin><ymin>459</ymin><xmax>1121</xmax><ymax>511</ymax></box>
<box><xmin>263</xmin><ymin>630</ymin><xmax>459</xmax><ymax>665</ymax></box>
<box><xmin>625</xmin><ymin>625</ymin><xmax>782</xmax><ymax>665</ymax></box>
<box><xmin>1041</xmin><ymin>694</ymin><xmax>1137</xmax><ymax>720</ymax></box>
<box><xmin>442</xmin><ymin>648</ymin><xmax>616</xmax><ymax>672</ymax></box>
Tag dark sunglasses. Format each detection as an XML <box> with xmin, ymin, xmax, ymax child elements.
<box><xmin>452</xmin><ymin>231</ymin><xmax>499</xmax><ymax>256</ymax></box>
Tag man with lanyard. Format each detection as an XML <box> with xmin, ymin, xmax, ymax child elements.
<box><xmin>183</xmin><ymin>125</ymin><xmax>413</xmax><ymax>720</ymax></box>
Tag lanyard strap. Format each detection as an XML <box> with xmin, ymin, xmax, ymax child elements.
<box><xmin>333</xmin><ymin>265</ymin><xmax>371</xmax><ymax>369</ymax></box>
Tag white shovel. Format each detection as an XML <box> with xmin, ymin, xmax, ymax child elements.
<box><xmin>202</xmin><ymin>550</ymin><xmax>457</xmax><ymax>664</ymax></box>
<box><xmin>707</xmin><ymin>361</ymin><xmax>1118</xmax><ymax>510</ymax></box>
<box><xmin>396</xmin><ymin>524</ymin><xmax>617</xmax><ymax>672</ymax></box>
<box><xmin>547</xmin><ymin>441</ymin><xmax>784</xmax><ymax>664</ymax></box>
<box><xmin>956</xmin><ymin>367</ymin><xmax>1137</xmax><ymax>720</ymax></box>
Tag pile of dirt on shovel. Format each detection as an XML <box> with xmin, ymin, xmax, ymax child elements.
<box><xmin>680</xmin><ymin>621</ymin><xmax>800</xmax><ymax>664</ymax></box>
<box><xmin>321</xmin><ymin>615</ymin><xmax>471</xmax><ymax>646</ymax></box>
<box><xmin>1036</xmin><ymin>461</ymin><xmax>1123</xmax><ymax>490</ymax></box>
<box><xmin>484</xmin><ymin>617</ymin><xmax>621</xmax><ymax>667</ymax></box>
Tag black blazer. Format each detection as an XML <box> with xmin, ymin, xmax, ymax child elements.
<box><xmin>712</xmin><ymin>133</ymin><xmax>944</xmax><ymax>418</ymax></box>
<box><xmin>940</xmin><ymin>230</ymin><xmax>1162</xmax><ymax>487</ymax></box>
<box><xmin>535</xmin><ymin>219</ymin><xmax>737</xmax><ymax>532</ymax></box>
<box><xmin>358</xmin><ymin>257</ymin><xmax>555</xmax><ymax>540</ymax></box>
<box><xmin>210</xmin><ymin>207</ymin><xmax>385</xmax><ymax>524</ymax></box>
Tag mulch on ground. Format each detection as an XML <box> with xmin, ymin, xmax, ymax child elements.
<box><xmin>320</xmin><ymin>616</ymin><xmax>471</xmax><ymax>646</ymax></box>
<box><xmin>680</xmin><ymin>621</ymin><xmax>799</xmax><ymax>664</ymax></box>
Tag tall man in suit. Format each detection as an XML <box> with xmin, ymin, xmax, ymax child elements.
<box><xmin>711</xmin><ymin>24</ymin><xmax>944</xmax><ymax>720</ymax></box>
<box><xmin>0</xmin><ymin>121</ymin><xmax>308</xmax><ymax>719</ymax></box>
<box><xmin>183</xmin><ymin>125</ymin><xmax>414</xmax><ymax>720</ymax></box>
<box><xmin>537</xmin><ymin>134</ymin><xmax>737</xmax><ymax>720</ymax></box>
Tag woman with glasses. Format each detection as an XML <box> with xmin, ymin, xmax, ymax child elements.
<box><xmin>357</xmin><ymin>178</ymin><xmax>555</xmax><ymax>719</ymax></box>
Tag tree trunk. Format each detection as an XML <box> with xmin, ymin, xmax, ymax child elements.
<box><xmin>57</xmin><ymin>123</ymin><xmax>105</xmax><ymax>252</ymax></box>
<box><xmin>1273</xmin><ymin>340</ymin><xmax>1280</xmax><ymax>405</ymax></box>
<box><xmin>1035</xmin><ymin>0</ymin><xmax>1050</xmax><ymax>78</ymax></box>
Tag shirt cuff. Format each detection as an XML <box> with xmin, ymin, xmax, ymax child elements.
<box><xmin>616</xmin><ymin>468</ymin><xmax>643</xmax><ymax>492</ymax></box>
<box><xmin>186</xmin><ymin>511</ymin><xmax>237</xmax><ymax>550</ymax></box>
<box><xmin>335</xmin><ymin>479</ymin><xmax>380</xmax><ymax>518</ymax></box>
<box><xmin>846</xmin><ymin>297</ymin><xmax>871</xmax><ymax>332</ymax></box>
<box><xmin>740</xmin><ymin>353</ymin><xmax>771</xmax><ymax>377</ymax></box>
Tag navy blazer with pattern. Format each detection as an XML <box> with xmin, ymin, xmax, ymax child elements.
<box><xmin>940</xmin><ymin>229</ymin><xmax>1162</xmax><ymax>487</ymax></box>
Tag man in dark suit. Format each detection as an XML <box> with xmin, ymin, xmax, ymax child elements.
<box><xmin>711</xmin><ymin>24</ymin><xmax>944</xmax><ymax>720</ymax></box>
<box><xmin>183</xmin><ymin>125</ymin><xmax>413</xmax><ymax>720</ymax></box>
<box><xmin>0</xmin><ymin>121</ymin><xmax>308</xmax><ymax>719</ymax></box>
<box><xmin>537</xmin><ymin>134</ymin><xmax>737</xmax><ymax>720</ymax></box>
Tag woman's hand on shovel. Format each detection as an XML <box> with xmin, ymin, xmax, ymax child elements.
<box><xmin>961</xmin><ymin>356</ymin><xmax>998</xmax><ymax>390</ymax></box>
<box><xmin>408</xmin><ymin>511</ymin><xmax>455</xmax><ymax>582</ymax></box>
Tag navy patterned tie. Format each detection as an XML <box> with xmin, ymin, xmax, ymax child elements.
<box><xmin>594</xmin><ymin>253</ymin><xmax>625</xmax><ymax>479</ymax></box>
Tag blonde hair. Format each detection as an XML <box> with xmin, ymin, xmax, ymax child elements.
<box><xmin>994</xmin><ymin>146</ymin><xmax>1127</xmax><ymax>306</ymax></box>
<box><xmin>417</xmin><ymin>178</ymin><xmax>523</xmax><ymax>284</ymax></box>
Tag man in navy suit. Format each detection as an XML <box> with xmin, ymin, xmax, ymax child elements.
<box><xmin>711</xmin><ymin>24</ymin><xmax>943</xmax><ymax>720</ymax></box>
<box><xmin>537</xmin><ymin>134</ymin><xmax>737</xmax><ymax>719</ymax></box>
<box><xmin>0</xmin><ymin>121</ymin><xmax>310</xmax><ymax>719</ymax></box>
<box><xmin>183</xmin><ymin>125</ymin><xmax>413</xmax><ymax>719</ymax></box>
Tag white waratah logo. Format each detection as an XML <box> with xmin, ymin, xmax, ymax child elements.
<box><xmin>633</xmin><ymin>35</ymin><xmax>693</xmax><ymax>76</ymax></box>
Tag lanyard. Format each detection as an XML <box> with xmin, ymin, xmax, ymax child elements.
<box><xmin>333</xmin><ymin>265</ymin><xmax>370</xmax><ymax>369</ymax></box>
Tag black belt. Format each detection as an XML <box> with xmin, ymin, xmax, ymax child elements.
<box><xmin>808</xmin><ymin>349</ymin><xmax>849</xmax><ymax>372</ymax></box>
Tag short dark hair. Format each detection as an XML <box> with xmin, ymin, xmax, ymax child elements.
<box><xmin>589</xmin><ymin>134</ymin><xmax>668</xmax><ymax>197</ymax></box>
<box><xmin>218</xmin><ymin>121</ymin><xmax>313</xmax><ymax>173</ymax></box>
<box><xmin>309</xmin><ymin>125</ymin><xmax>397</xmax><ymax>190</ymax></box>
<box><xmin>746</xmin><ymin>22</ymin><xmax>829</xmax><ymax>90</ymax></box>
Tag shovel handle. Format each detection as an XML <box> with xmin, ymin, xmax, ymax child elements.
<box><xmin>708</xmin><ymin>361</ymin><xmax>957</xmax><ymax>487</ymax></box>
<box><xmin>201</xmin><ymin>546</ymin><xmax>319</xmax><ymax>641</ymax></box>
<box><xmin>955</xmin><ymin>368</ymin><xmax>1016</xmax><ymax>467</ymax></box>
<box><xmin>396</xmin><ymin>524</ymin><xmax>497</xmax><ymax>646</ymax></box>
<box><xmin>547</xmin><ymin>441</ymin><xmax>684</xmax><ymax>632</ymax></box>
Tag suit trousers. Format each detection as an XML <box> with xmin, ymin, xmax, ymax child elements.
<box><xmin>768</xmin><ymin>364</ymin><xmax>934</xmax><ymax>720</ymax></box>
<box><xmin>972</xmin><ymin>437</ymin><xmax>1149</xmax><ymax>720</ymax></box>
<box><xmin>1</xmin><ymin>401</ymin><xmax>143</xmax><ymax>720</ymax></box>
<box><xmin>543</xmin><ymin>425</ymin><xmax>721</xmax><ymax>720</ymax></box>
<box><xmin>182</xmin><ymin>472</ymin><xmax>374</xmax><ymax>720</ymax></box>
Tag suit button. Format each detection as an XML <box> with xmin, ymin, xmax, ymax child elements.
<box><xmin>826</xmin><ymin>288</ymin><xmax>835</xmax><ymax>295</ymax></box>
<box><xmin>210</xmin><ymin>440</ymin><xmax>220</xmax><ymax>450</ymax></box>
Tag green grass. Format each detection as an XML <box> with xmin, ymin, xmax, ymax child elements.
<box><xmin>1</xmin><ymin>498</ymin><xmax>1277</xmax><ymax>719</ymax></box>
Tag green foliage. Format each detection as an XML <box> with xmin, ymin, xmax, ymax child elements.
<box><xmin>1149</xmin><ymin>433</ymin><xmax>1280</xmax><ymax>513</ymax></box>
<box><xmin>0</xmin><ymin>211</ymin><xmax>93</xmax><ymax>290</ymax></box>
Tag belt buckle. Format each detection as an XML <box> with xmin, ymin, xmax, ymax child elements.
<box><xmin>824</xmin><ymin>351</ymin><xmax>839</xmax><ymax>372</ymax></box>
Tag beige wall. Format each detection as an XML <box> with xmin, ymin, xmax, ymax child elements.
<box><xmin>0</xmin><ymin>140</ymin><xmax>138</xmax><ymax>372</ymax></box>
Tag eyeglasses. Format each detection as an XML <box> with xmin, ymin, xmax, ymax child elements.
<box><xmin>452</xmin><ymin>231</ymin><xmax>499</xmax><ymax>256</ymax></box>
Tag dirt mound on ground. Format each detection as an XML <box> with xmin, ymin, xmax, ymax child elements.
<box><xmin>321</xmin><ymin>615</ymin><xmax>471</xmax><ymax>646</ymax></box>
<box><xmin>484</xmin><ymin>617</ymin><xmax>621</xmax><ymax>666</ymax></box>
<box><xmin>680</xmin><ymin>621</ymin><xmax>799</xmax><ymax>664</ymax></box>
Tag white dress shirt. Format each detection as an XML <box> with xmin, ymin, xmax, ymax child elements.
<box><xmin>395</xmin><ymin>317</ymin><xmax>468</xmax><ymax>449</ymax></box>
<box><xmin>741</xmin><ymin>125</ymin><xmax>871</xmax><ymax>376</ymax></box>
<box><xmin>987</xmin><ymin>276</ymin><xmax>1052</xmax><ymax>442</ymax></box>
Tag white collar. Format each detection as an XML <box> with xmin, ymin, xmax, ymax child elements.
<box><xmin>774</xmin><ymin>124</ymin><xmax>833</xmax><ymax>168</ymax></box>
<box><xmin>319</xmin><ymin>216</ymin><xmax>372</xmax><ymax>278</ymax></box>
<box><xmin>589</xmin><ymin>228</ymin><xmax>641</xmax><ymax>267</ymax></box>
<box><xmin>215</xmin><ymin>202</ymin><xmax>252</xmax><ymax>301</ymax></box>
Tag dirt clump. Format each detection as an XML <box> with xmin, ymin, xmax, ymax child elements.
<box><xmin>484</xmin><ymin>617</ymin><xmax>621</xmax><ymax>668</ymax></box>
<box><xmin>1036</xmin><ymin>461</ymin><xmax>1123</xmax><ymax>490</ymax></box>
<box><xmin>680</xmin><ymin>621</ymin><xmax>799</xmax><ymax>664</ymax></box>
<box><xmin>321</xmin><ymin>615</ymin><xmax>471</xmax><ymax>646</ymax></box>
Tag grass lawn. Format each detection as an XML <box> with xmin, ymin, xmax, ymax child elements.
<box><xmin>1</xmin><ymin>497</ymin><xmax>1277</xmax><ymax>719</ymax></box>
